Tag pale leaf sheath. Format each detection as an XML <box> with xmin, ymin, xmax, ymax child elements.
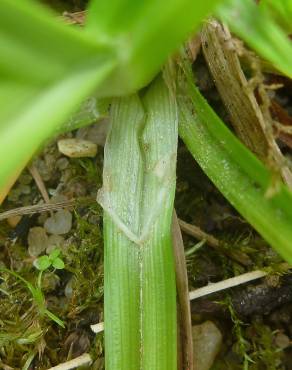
<box><xmin>100</xmin><ymin>75</ymin><xmax>178</xmax><ymax>369</ymax></box>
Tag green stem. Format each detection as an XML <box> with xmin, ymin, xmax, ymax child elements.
<box><xmin>100</xmin><ymin>74</ymin><xmax>177</xmax><ymax>369</ymax></box>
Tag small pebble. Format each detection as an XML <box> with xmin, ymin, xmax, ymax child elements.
<box><xmin>37</xmin><ymin>212</ymin><xmax>49</xmax><ymax>226</ymax></box>
<box><xmin>44</xmin><ymin>209</ymin><xmax>72</xmax><ymax>235</ymax></box>
<box><xmin>34</xmin><ymin>159</ymin><xmax>52</xmax><ymax>181</ymax></box>
<box><xmin>18</xmin><ymin>173</ymin><xmax>32</xmax><ymax>185</ymax></box>
<box><xmin>76</xmin><ymin>120</ymin><xmax>109</xmax><ymax>147</ymax></box>
<box><xmin>42</xmin><ymin>272</ymin><xmax>60</xmax><ymax>292</ymax></box>
<box><xmin>192</xmin><ymin>321</ymin><xmax>222</xmax><ymax>370</ymax></box>
<box><xmin>65</xmin><ymin>277</ymin><xmax>76</xmax><ymax>299</ymax></box>
<box><xmin>7</xmin><ymin>189</ymin><xmax>21</xmax><ymax>202</ymax></box>
<box><xmin>67</xmin><ymin>181</ymin><xmax>87</xmax><ymax>197</ymax></box>
<box><xmin>88</xmin><ymin>214</ymin><xmax>101</xmax><ymax>225</ymax></box>
<box><xmin>265</xmin><ymin>274</ymin><xmax>280</xmax><ymax>288</ymax></box>
<box><xmin>18</xmin><ymin>184</ymin><xmax>31</xmax><ymax>195</ymax></box>
<box><xmin>45</xmin><ymin>153</ymin><xmax>58</xmax><ymax>170</ymax></box>
<box><xmin>275</xmin><ymin>332</ymin><xmax>290</xmax><ymax>349</ymax></box>
<box><xmin>7</xmin><ymin>215</ymin><xmax>22</xmax><ymax>228</ymax></box>
<box><xmin>56</xmin><ymin>157</ymin><xmax>70</xmax><ymax>170</ymax></box>
<box><xmin>46</xmin><ymin>234</ymin><xmax>65</xmax><ymax>254</ymax></box>
<box><xmin>27</xmin><ymin>227</ymin><xmax>49</xmax><ymax>257</ymax></box>
<box><xmin>58</xmin><ymin>138</ymin><xmax>97</xmax><ymax>158</ymax></box>
<box><xmin>50</xmin><ymin>194</ymin><xmax>68</xmax><ymax>203</ymax></box>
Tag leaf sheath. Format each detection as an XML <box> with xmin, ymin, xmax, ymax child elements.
<box><xmin>100</xmin><ymin>75</ymin><xmax>178</xmax><ymax>369</ymax></box>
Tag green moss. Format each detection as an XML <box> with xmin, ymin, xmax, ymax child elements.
<box><xmin>248</xmin><ymin>320</ymin><xmax>283</xmax><ymax>370</ymax></box>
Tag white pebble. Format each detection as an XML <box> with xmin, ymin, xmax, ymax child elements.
<box><xmin>58</xmin><ymin>138</ymin><xmax>97</xmax><ymax>158</ymax></box>
<box><xmin>44</xmin><ymin>209</ymin><xmax>72</xmax><ymax>235</ymax></box>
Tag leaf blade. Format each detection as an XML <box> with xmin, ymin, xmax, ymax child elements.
<box><xmin>217</xmin><ymin>0</ymin><xmax>292</xmax><ymax>78</ymax></box>
<box><xmin>0</xmin><ymin>0</ymin><xmax>115</xmax><ymax>203</ymax></box>
<box><xmin>86</xmin><ymin>0</ymin><xmax>223</xmax><ymax>94</ymax></box>
<box><xmin>0</xmin><ymin>61</ymin><xmax>115</xmax><ymax>203</ymax></box>
<box><xmin>178</xmin><ymin>58</ymin><xmax>292</xmax><ymax>263</ymax></box>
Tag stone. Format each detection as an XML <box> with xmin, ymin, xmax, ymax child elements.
<box><xmin>18</xmin><ymin>184</ymin><xmax>31</xmax><ymax>195</ymax></box>
<box><xmin>65</xmin><ymin>277</ymin><xmax>76</xmax><ymax>299</ymax></box>
<box><xmin>56</xmin><ymin>157</ymin><xmax>69</xmax><ymax>170</ymax></box>
<box><xmin>50</xmin><ymin>194</ymin><xmax>68</xmax><ymax>203</ymax></box>
<box><xmin>46</xmin><ymin>234</ymin><xmax>65</xmax><ymax>254</ymax></box>
<box><xmin>275</xmin><ymin>332</ymin><xmax>290</xmax><ymax>349</ymax></box>
<box><xmin>7</xmin><ymin>188</ymin><xmax>21</xmax><ymax>202</ymax></box>
<box><xmin>18</xmin><ymin>173</ymin><xmax>32</xmax><ymax>185</ymax></box>
<box><xmin>34</xmin><ymin>158</ymin><xmax>52</xmax><ymax>181</ymax></box>
<box><xmin>192</xmin><ymin>321</ymin><xmax>222</xmax><ymax>370</ymax></box>
<box><xmin>44</xmin><ymin>210</ymin><xmax>72</xmax><ymax>235</ymax></box>
<box><xmin>58</xmin><ymin>138</ymin><xmax>97</xmax><ymax>158</ymax></box>
<box><xmin>42</xmin><ymin>272</ymin><xmax>60</xmax><ymax>292</ymax></box>
<box><xmin>7</xmin><ymin>215</ymin><xmax>22</xmax><ymax>228</ymax></box>
<box><xmin>27</xmin><ymin>227</ymin><xmax>49</xmax><ymax>257</ymax></box>
<box><xmin>76</xmin><ymin>119</ymin><xmax>109</xmax><ymax>147</ymax></box>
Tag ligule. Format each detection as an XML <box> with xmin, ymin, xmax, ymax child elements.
<box><xmin>101</xmin><ymin>74</ymin><xmax>178</xmax><ymax>369</ymax></box>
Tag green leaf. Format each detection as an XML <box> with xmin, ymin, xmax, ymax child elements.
<box><xmin>33</xmin><ymin>256</ymin><xmax>51</xmax><ymax>271</ymax></box>
<box><xmin>0</xmin><ymin>268</ymin><xmax>40</xmax><ymax>302</ymax></box>
<box><xmin>217</xmin><ymin>0</ymin><xmax>292</xmax><ymax>78</ymax></box>
<box><xmin>0</xmin><ymin>0</ymin><xmax>115</xmax><ymax>203</ymax></box>
<box><xmin>177</xmin><ymin>57</ymin><xmax>292</xmax><ymax>263</ymax></box>
<box><xmin>1</xmin><ymin>268</ymin><xmax>45</xmax><ymax>311</ymax></box>
<box><xmin>52</xmin><ymin>257</ymin><xmax>65</xmax><ymax>270</ymax></box>
<box><xmin>17</xmin><ymin>331</ymin><xmax>43</xmax><ymax>345</ymax></box>
<box><xmin>0</xmin><ymin>0</ymin><xmax>224</xmax><ymax>203</ymax></box>
<box><xmin>259</xmin><ymin>0</ymin><xmax>292</xmax><ymax>33</ymax></box>
<box><xmin>0</xmin><ymin>267</ymin><xmax>63</xmax><ymax>327</ymax></box>
<box><xmin>100</xmin><ymin>74</ymin><xmax>177</xmax><ymax>369</ymax></box>
<box><xmin>21</xmin><ymin>351</ymin><xmax>36</xmax><ymax>370</ymax></box>
<box><xmin>44</xmin><ymin>308</ymin><xmax>65</xmax><ymax>328</ymax></box>
<box><xmin>86</xmin><ymin>0</ymin><xmax>223</xmax><ymax>95</ymax></box>
<box><xmin>49</xmin><ymin>248</ymin><xmax>61</xmax><ymax>261</ymax></box>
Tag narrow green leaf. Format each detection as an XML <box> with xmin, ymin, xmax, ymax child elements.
<box><xmin>259</xmin><ymin>0</ymin><xmax>292</xmax><ymax>33</ymax></box>
<box><xmin>1</xmin><ymin>268</ymin><xmax>45</xmax><ymax>310</ymax></box>
<box><xmin>0</xmin><ymin>61</ymin><xmax>114</xmax><ymax>203</ymax></box>
<box><xmin>1</xmin><ymin>268</ymin><xmax>36</xmax><ymax>297</ymax></box>
<box><xmin>0</xmin><ymin>0</ymin><xmax>115</xmax><ymax>202</ymax></box>
<box><xmin>0</xmin><ymin>0</ymin><xmax>112</xmax><ymax>85</ymax></box>
<box><xmin>217</xmin><ymin>0</ymin><xmax>292</xmax><ymax>78</ymax></box>
<box><xmin>22</xmin><ymin>351</ymin><xmax>36</xmax><ymax>370</ymax></box>
<box><xmin>44</xmin><ymin>309</ymin><xmax>65</xmax><ymax>328</ymax></box>
<box><xmin>100</xmin><ymin>74</ymin><xmax>177</xmax><ymax>369</ymax></box>
<box><xmin>177</xmin><ymin>58</ymin><xmax>292</xmax><ymax>263</ymax></box>
<box><xmin>86</xmin><ymin>0</ymin><xmax>223</xmax><ymax>95</ymax></box>
<box><xmin>17</xmin><ymin>332</ymin><xmax>43</xmax><ymax>345</ymax></box>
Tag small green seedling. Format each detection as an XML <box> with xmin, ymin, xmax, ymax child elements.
<box><xmin>33</xmin><ymin>248</ymin><xmax>65</xmax><ymax>271</ymax></box>
<box><xmin>1</xmin><ymin>249</ymin><xmax>65</xmax><ymax>328</ymax></box>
